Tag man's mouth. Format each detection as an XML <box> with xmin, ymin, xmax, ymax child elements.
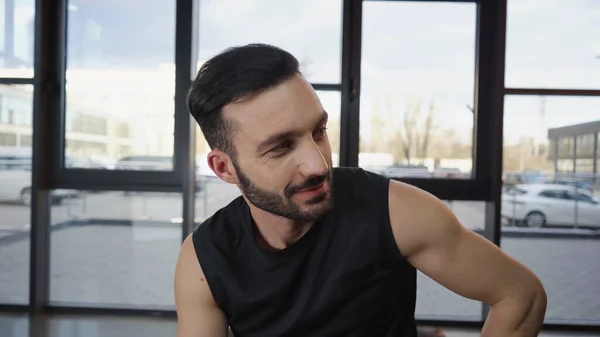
<box><xmin>294</xmin><ymin>182</ymin><xmax>327</xmax><ymax>198</ymax></box>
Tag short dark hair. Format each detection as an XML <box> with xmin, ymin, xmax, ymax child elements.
<box><xmin>187</xmin><ymin>43</ymin><xmax>301</xmax><ymax>157</ymax></box>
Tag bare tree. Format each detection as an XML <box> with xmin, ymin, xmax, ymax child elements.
<box><xmin>371</xmin><ymin>95</ymin><xmax>437</xmax><ymax>164</ymax></box>
<box><xmin>417</xmin><ymin>100</ymin><xmax>435</xmax><ymax>161</ymax></box>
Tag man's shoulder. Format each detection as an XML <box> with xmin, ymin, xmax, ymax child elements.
<box><xmin>332</xmin><ymin>166</ymin><xmax>390</xmax><ymax>193</ymax></box>
<box><xmin>332</xmin><ymin>166</ymin><xmax>391</xmax><ymax>209</ymax></box>
<box><xmin>192</xmin><ymin>196</ymin><xmax>246</xmax><ymax>259</ymax></box>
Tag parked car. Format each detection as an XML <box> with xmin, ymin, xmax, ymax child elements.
<box><xmin>115</xmin><ymin>155</ymin><xmax>222</xmax><ymax>192</ymax></box>
<box><xmin>503</xmin><ymin>171</ymin><xmax>545</xmax><ymax>186</ymax></box>
<box><xmin>544</xmin><ymin>179</ymin><xmax>594</xmax><ymax>194</ymax></box>
<box><xmin>115</xmin><ymin>155</ymin><xmax>173</xmax><ymax>171</ymax></box>
<box><xmin>433</xmin><ymin>167</ymin><xmax>468</xmax><ymax>179</ymax></box>
<box><xmin>501</xmin><ymin>183</ymin><xmax>600</xmax><ymax>228</ymax></box>
<box><xmin>0</xmin><ymin>153</ymin><xmax>80</xmax><ymax>206</ymax></box>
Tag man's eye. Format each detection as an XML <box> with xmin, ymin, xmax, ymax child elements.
<box><xmin>271</xmin><ymin>140</ymin><xmax>294</xmax><ymax>153</ymax></box>
<box><xmin>313</xmin><ymin>127</ymin><xmax>328</xmax><ymax>139</ymax></box>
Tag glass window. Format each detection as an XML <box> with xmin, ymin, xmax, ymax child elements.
<box><xmin>575</xmin><ymin>159</ymin><xmax>595</xmax><ymax>173</ymax></box>
<box><xmin>64</xmin><ymin>0</ymin><xmax>176</xmax><ymax>170</ymax></box>
<box><xmin>539</xmin><ymin>190</ymin><xmax>560</xmax><ymax>199</ymax></box>
<box><xmin>194</xmin><ymin>91</ymin><xmax>341</xmax><ymax>221</ymax></box>
<box><xmin>197</xmin><ymin>0</ymin><xmax>343</xmax><ymax>84</ymax></box>
<box><xmin>557</xmin><ymin>137</ymin><xmax>574</xmax><ymax>158</ymax></box>
<box><xmin>576</xmin><ymin>134</ymin><xmax>595</xmax><ymax>158</ymax></box>
<box><xmin>360</xmin><ymin>1</ymin><xmax>476</xmax><ymax>179</ymax></box>
<box><xmin>49</xmin><ymin>190</ymin><xmax>182</xmax><ymax>309</ymax></box>
<box><xmin>416</xmin><ymin>200</ymin><xmax>484</xmax><ymax>320</ymax></box>
<box><xmin>0</xmin><ymin>84</ymin><xmax>32</xmax><ymax>305</ymax></box>
<box><xmin>503</xmin><ymin>95</ymin><xmax>600</xmax><ymax>323</ymax></box>
<box><xmin>575</xmin><ymin>192</ymin><xmax>594</xmax><ymax>203</ymax></box>
<box><xmin>506</xmin><ymin>1</ymin><xmax>600</xmax><ymax>89</ymax></box>
<box><xmin>0</xmin><ymin>0</ymin><xmax>35</xmax><ymax>77</ymax></box>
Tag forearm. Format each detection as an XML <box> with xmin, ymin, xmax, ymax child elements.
<box><xmin>481</xmin><ymin>288</ymin><xmax>547</xmax><ymax>337</ymax></box>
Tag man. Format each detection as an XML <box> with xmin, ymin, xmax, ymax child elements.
<box><xmin>175</xmin><ymin>43</ymin><xmax>547</xmax><ymax>337</ymax></box>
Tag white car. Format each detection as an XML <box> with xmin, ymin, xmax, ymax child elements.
<box><xmin>0</xmin><ymin>154</ymin><xmax>80</xmax><ymax>206</ymax></box>
<box><xmin>501</xmin><ymin>183</ymin><xmax>600</xmax><ymax>228</ymax></box>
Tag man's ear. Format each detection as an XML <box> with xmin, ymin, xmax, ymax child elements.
<box><xmin>207</xmin><ymin>150</ymin><xmax>239</xmax><ymax>184</ymax></box>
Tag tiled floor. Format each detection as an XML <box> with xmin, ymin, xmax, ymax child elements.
<box><xmin>1</xmin><ymin>313</ymin><xmax>599</xmax><ymax>337</ymax></box>
<box><xmin>0</xmin><ymin>314</ymin><xmax>177</xmax><ymax>337</ymax></box>
<box><xmin>2</xmin><ymin>224</ymin><xmax>600</xmax><ymax>321</ymax></box>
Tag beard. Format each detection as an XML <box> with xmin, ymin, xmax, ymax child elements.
<box><xmin>232</xmin><ymin>160</ymin><xmax>334</xmax><ymax>222</ymax></box>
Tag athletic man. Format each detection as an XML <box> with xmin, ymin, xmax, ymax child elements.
<box><xmin>175</xmin><ymin>44</ymin><xmax>547</xmax><ymax>337</ymax></box>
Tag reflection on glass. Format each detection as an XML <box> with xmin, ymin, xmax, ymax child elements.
<box><xmin>502</xmin><ymin>95</ymin><xmax>600</xmax><ymax>323</ymax></box>
<box><xmin>49</xmin><ymin>190</ymin><xmax>182</xmax><ymax>309</ymax></box>
<box><xmin>64</xmin><ymin>1</ymin><xmax>176</xmax><ymax>170</ymax></box>
<box><xmin>197</xmin><ymin>0</ymin><xmax>342</xmax><ymax>83</ymax></box>
<box><xmin>360</xmin><ymin>2</ymin><xmax>476</xmax><ymax>179</ymax></box>
<box><xmin>0</xmin><ymin>84</ymin><xmax>31</xmax><ymax>304</ymax></box>
<box><xmin>506</xmin><ymin>0</ymin><xmax>600</xmax><ymax>89</ymax></box>
<box><xmin>0</xmin><ymin>0</ymin><xmax>35</xmax><ymax>77</ymax></box>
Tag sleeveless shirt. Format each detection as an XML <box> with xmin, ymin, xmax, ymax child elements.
<box><xmin>192</xmin><ymin>167</ymin><xmax>417</xmax><ymax>337</ymax></box>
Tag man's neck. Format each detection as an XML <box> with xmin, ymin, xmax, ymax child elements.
<box><xmin>248</xmin><ymin>205</ymin><xmax>313</xmax><ymax>252</ymax></box>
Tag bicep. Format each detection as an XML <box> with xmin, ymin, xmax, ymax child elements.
<box><xmin>175</xmin><ymin>235</ymin><xmax>229</xmax><ymax>337</ymax></box>
<box><xmin>408</xmin><ymin>223</ymin><xmax>527</xmax><ymax>305</ymax></box>
<box><xmin>389</xmin><ymin>180</ymin><xmax>539</xmax><ymax>306</ymax></box>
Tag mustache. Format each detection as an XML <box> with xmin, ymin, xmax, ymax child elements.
<box><xmin>285</xmin><ymin>171</ymin><xmax>330</xmax><ymax>198</ymax></box>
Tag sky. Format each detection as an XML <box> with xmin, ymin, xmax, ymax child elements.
<box><xmin>2</xmin><ymin>0</ymin><xmax>599</xmax><ymax>148</ymax></box>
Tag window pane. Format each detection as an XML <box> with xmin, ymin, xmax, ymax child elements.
<box><xmin>502</xmin><ymin>95</ymin><xmax>600</xmax><ymax>323</ymax></box>
<box><xmin>506</xmin><ymin>1</ymin><xmax>600</xmax><ymax>89</ymax></box>
<box><xmin>197</xmin><ymin>0</ymin><xmax>342</xmax><ymax>83</ymax></box>
<box><xmin>0</xmin><ymin>84</ymin><xmax>31</xmax><ymax>305</ymax></box>
<box><xmin>575</xmin><ymin>159</ymin><xmax>595</xmax><ymax>173</ymax></box>
<box><xmin>417</xmin><ymin>200</ymin><xmax>484</xmax><ymax>321</ymax></box>
<box><xmin>194</xmin><ymin>91</ymin><xmax>341</xmax><ymax>221</ymax></box>
<box><xmin>360</xmin><ymin>2</ymin><xmax>476</xmax><ymax>179</ymax></box>
<box><xmin>576</xmin><ymin>134</ymin><xmax>595</xmax><ymax>158</ymax></box>
<box><xmin>0</xmin><ymin>0</ymin><xmax>35</xmax><ymax>77</ymax></box>
<box><xmin>50</xmin><ymin>190</ymin><xmax>182</xmax><ymax>309</ymax></box>
<box><xmin>557</xmin><ymin>137</ymin><xmax>574</xmax><ymax>159</ymax></box>
<box><xmin>319</xmin><ymin>91</ymin><xmax>341</xmax><ymax>167</ymax></box>
<box><xmin>65</xmin><ymin>1</ymin><xmax>176</xmax><ymax>170</ymax></box>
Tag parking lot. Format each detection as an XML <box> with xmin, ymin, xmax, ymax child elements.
<box><xmin>1</xmin><ymin>181</ymin><xmax>599</xmax><ymax>322</ymax></box>
<box><xmin>0</xmin><ymin>183</ymin><xmax>486</xmax><ymax>232</ymax></box>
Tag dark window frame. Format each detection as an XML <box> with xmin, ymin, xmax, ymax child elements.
<box><xmin>0</xmin><ymin>0</ymin><xmax>594</xmax><ymax>333</ymax></box>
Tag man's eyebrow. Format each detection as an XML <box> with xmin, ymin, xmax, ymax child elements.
<box><xmin>256</xmin><ymin>110</ymin><xmax>328</xmax><ymax>154</ymax></box>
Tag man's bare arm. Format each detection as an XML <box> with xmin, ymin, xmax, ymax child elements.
<box><xmin>388</xmin><ymin>180</ymin><xmax>547</xmax><ymax>336</ymax></box>
<box><xmin>174</xmin><ymin>235</ymin><xmax>229</xmax><ymax>337</ymax></box>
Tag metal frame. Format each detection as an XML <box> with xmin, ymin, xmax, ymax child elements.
<box><xmin>177</xmin><ymin>0</ymin><xmax>200</xmax><ymax>240</ymax></box>
<box><xmin>346</xmin><ymin>0</ymin><xmax>497</xmax><ymax>202</ymax></box>
<box><xmin>44</xmin><ymin>305</ymin><xmax>176</xmax><ymax>318</ymax></box>
<box><xmin>0</xmin><ymin>0</ymin><xmax>598</xmax><ymax>333</ymax></box>
<box><xmin>311</xmin><ymin>83</ymin><xmax>342</xmax><ymax>91</ymax></box>
<box><xmin>0</xmin><ymin>78</ymin><xmax>34</xmax><ymax>85</ymax></box>
<box><xmin>505</xmin><ymin>88</ymin><xmax>600</xmax><ymax>96</ymax></box>
<box><xmin>340</xmin><ymin>0</ymin><xmax>362</xmax><ymax>168</ymax></box>
<box><xmin>29</xmin><ymin>0</ymin><xmax>67</xmax><ymax>314</ymax></box>
<box><xmin>477</xmin><ymin>0</ymin><xmax>507</xmax><ymax>319</ymax></box>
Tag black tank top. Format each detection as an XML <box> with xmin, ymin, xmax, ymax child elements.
<box><xmin>193</xmin><ymin>167</ymin><xmax>417</xmax><ymax>337</ymax></box>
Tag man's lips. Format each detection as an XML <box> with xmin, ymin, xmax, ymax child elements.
<box><xmin>294</xmin><ymin>183</ymin><xmax>326</xmax><ymax>197</ymax></box>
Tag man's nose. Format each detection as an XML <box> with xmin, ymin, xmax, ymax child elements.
<box><xmin>298</xmin><ymin>142</ymin><xmax>328</xmax><ymax>178</ymax></box>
